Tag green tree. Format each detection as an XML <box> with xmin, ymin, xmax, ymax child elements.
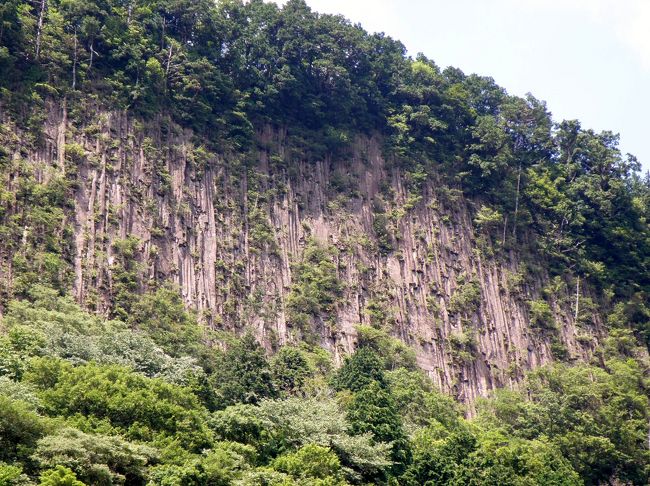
<box><xmin>346</xmin><ymin>381</ymin><xmax>410</xmax><ymax>476</ymax></box>
<box><xmin>272</xmin><ymin>444</ymin><xmax>343</xmax><ymax>482</ymax></box>
<box><xmin>33</xmin><ymin>428</ymin><xmax>155</xmax><ymax>486</ymax></box>
<box><xmin>286</xmin><ymin>241</ymin><xmax>343</xmax><ymax>335</ymax></box>
<box><xmin>0</xmin><ymin>462</ymin><xmax>31</xmax><ymax>485</ymax></box>
<box><xmin>213</xmin><ymin>333</ymin><xmax>277</xmax><ymax>406</ymax></box>
<box><xmin>402</xmin><ymin>428</ymin><xmax>477</xmax><ymax>486</ymax></box>
<box><xmin>259</xmin><ymin>398</ymin><xmax>391</xmax><ymax>480</ymax></box>
<box><xmin>354</xmin><ymin>325</ymin><xmax>417</xmax><ymax>371</ymax></box>
<box><xmin>477</xmin><ymin>358</ymin><xmax>650</xmax><ymax>485</ymax></box>
<box><xmin>0</xmin><ymin>395</ymin><xmax>47</xmax><ymax>463</ymax></box>
<box><xmin>39</xmin><ymin>466</ymin><xmax>86</xmax><ymax>486</ymax></box>
<box><xmin>272</xmin><ymin>346</ymin><xmax>312</xmax><ymax>396</ymax></box>
<box><xmin>331</xmin><ymin>348</ymin><xmax>385</xmax><ymax>392</ymax></box>
<box><xmin>385</xmin><ymin>368</ymin><xmax>461</xmax><ymax>430</ymax></box>
<box><xmin>454</xmin><ymin>433</ymin><xmax>582</xmax><ymax>486</ymax></box>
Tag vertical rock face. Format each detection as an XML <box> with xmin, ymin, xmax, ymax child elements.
<box><xmin>1</xmin><ymin>107</ymin><xmax>603</xmax><ymax>404</ymax></box>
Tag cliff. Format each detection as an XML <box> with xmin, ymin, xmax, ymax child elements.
<box><xmin>0</xmin><ymin>102</ymin><xmax>603</xmax><ymax>404</ymax></box>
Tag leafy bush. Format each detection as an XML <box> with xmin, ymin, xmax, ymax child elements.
<box><xmin>128</xmin><ymin>284</ymin><xmax>203</xmax><ymax>358</ymax></box>
<box><xmin>473</xmin><ymin>204</ymin><xmax>503</xmax><ymax>229</ymax></box>
<box><xmin>271</xmin><ymin>346</ymin><xmax>312</xmax><ymax>396</ymax></box>
<box><xmin>528</xmin><ymin>299</ymin><xmax>556</xmax><ymax>331</ymax></box>
<box><xmin>0</xmin><ymin>462</ymin><xmax>31</xmax><ymax>486</ymax></box>
<box><xmin>372</xmin><ymin>213</ymin><xmax>394</xmax><ymax>255</ymax></box>
<box><xmin>272</xmin><ymin>444</ymin><xmax>342</xmax><ymax>481</ymax></box>
<box><xmin>39</xmin><ymin>466</ymin><xmax>86</xmax><ymax>486</ymax></box>
<box><xmin>355</xmin><ymin>325</ymin><xmax>417</xmax><ymax>370</ymax></box>
<box><xmin>0</xmin><ymin>395</ymin><xmax>48</xmax><ymax>463</ymax></box>
<box><xmin>447</xmin><ymin>331</ymin><xmax>478</xmax><ymax>364</ymax></box>
<box><xmin>448</xmin><ymin>280</ymin><xmax>481</xmax><ymax>315</ymax></box>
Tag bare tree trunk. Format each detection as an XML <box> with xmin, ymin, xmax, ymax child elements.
<box><xmin>89</xmin><ymin>40</ymin><xmax>94</xmax><ymax>70</ymax></box>
<box><xmin>574</xmin><ymin>276</ymin><xmax>580</xmax><ymax>322</ymax></box>
<box><xmin>35</xmin><ymin>0</ymin><xmax>47</xmax><ymax>60</ymax></box>
<box><xmin>72</xmin><ymin>29</ymin><xmax>78</xmax><ymax>90</ymax></box>
<box><xmin>161</xmin><ymin>19</ymin><xmax>166</xmax><ymax>50</ymax></box>
<box><xmin>165</xmin><ymin>44</ymin><xmax>173</xmax><ymax>77</ymax></box>
<box><xmin>512</xmin><ymin>161</ymin><xmax>522</xmax><ymax>240</ymax></box>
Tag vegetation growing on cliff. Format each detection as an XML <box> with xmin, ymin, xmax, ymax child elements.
<box><xmin>286</xmin><ymin>240</ymin><xmax>343</xmax><ymax>339</ymax></box>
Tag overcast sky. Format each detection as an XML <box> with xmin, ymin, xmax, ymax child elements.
<box><xmin>272</xmin><ymin>0</ymin><xmax>650</xmax><ymax>172</ymax></box>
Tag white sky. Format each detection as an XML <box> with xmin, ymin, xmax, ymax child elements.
<box><xmin>271</xmin><ymin>0</ymin><xmax>650</xmax><ymax>172</ymax></box>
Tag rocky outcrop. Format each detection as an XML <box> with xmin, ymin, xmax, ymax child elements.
<box><xmin>1</xmin><ymin>104</ymin><xmax>604</xmax><ymax>404</ymax></box>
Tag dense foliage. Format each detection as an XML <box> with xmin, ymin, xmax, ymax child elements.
<box><xmin>0</xmin><ymin>287</ymin><xmax>648</xmax><ymax>484</ymax></box>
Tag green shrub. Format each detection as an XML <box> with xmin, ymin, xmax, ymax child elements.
<box><xmin>34</xmin><ymin>429</ymin><xmax>155</xmax><ymax>485</ymax></box>
<box><xmin>39</xmin><ymin>466</ymin><xmax>86</xmax><ymax>486</ymax></box>
<box><xmin>0</xmin><ymin>462</ymin><xmax>31</xmax><ymax>485</ymax></box>
<box><xmin>528</xmin><ymin>299</ymin><xmax>556</xmax><ymax>331</ymax></box>
<box><xmin>372</xmin><ymin>213</ymin><xmax>394</xmax><ymax>255</ymax></box>
<box><xmin>448</xmin><ymin>281</ymin><xmax>481</xmax><ymax>315</ymax></box>
<box><xmin>447</xmin><ymin>331</ymin><xmax>477</xmax><ymax>364</ymax></box>
<box><xmin>272</xmin><ymin>444</ymin><xmax>341</xmax><ymax>480</ymax></box>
